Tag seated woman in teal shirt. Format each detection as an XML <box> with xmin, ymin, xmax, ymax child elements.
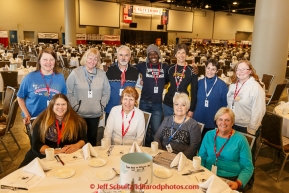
<box><xmin>198</xmin><ymin>107</ymin><xmax>253</xmax><ymax>192</ymax></box>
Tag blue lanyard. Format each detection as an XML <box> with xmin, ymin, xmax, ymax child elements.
<box><xmin>83</xmin><ymin>67</ymin><xmax>95</xmax><ymax>91</ymax></box>
<box><xmin>167</xmin><ymin>116</ymin><xmax>186</xmax><ymax>145</ymax></box>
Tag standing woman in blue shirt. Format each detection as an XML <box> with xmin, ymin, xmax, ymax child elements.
<box><xmin>17</xmin><ymin>48</ymin><xmax>67</xmax><ymax>125</ymax></box>
<box><xmin>193</xmin><ymin>59</ymin><xmax>228</xmax><ymax>139</ymax></box>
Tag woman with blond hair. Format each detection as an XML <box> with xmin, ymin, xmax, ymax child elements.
<box><xmin>19</xmin><ymin>94</ymin><xmax>87</xmax><ymax>167</ymax></box>
<box><xmin>66</xmin><ymin>48</ymin><xmax>110</xmax><ymax>146</ymax></box>
<box><xmin>103</xmin><ymin>86</ymin><xmax>145</xmax><ymax>146</ymax></box>
<box><xmin>155</xmin><ymin>93</ymin><xmax>201</xmax><ymax>159</ymax></box>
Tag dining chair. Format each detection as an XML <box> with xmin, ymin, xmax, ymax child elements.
<box><xmin>62</xmin><ymin>56</ymin><xmax>77</xmax><ymax>75</ymax></box>
<box><xmin>142</xmin><ymin>111</ymin><xmax>152</xmax><ymax>146</ymax></box>
<box><xmin>26</xmin><ymin>61</ymin><xmax>37</xmax><ymax>68</ymax></box>
<box><xmin>0</xmin><ymin>99</ymin><xmax>20</xmax><ymax>161</ymax></box>
<box><xmin>195</xmin><ymin>56</ymin><xmax>201</xmax><ymax>64</ymax></box>
<box><xmin>256</xmin><ymin>111</ymin><xmax>289</xmax><ymax>182</ymax></box>
<box><xmin>171</xmin><ymin>58</ymin><xmax>177</xmax><ymax>65</ymax></box>
<box><xmin>261</xmin><ymin>74</ymin><xmax>275</xmax><ymax>93</ymax></box>
<box><xmin>17</xmin><ymin>55</ymin><xmax>25</xmax><ymax>60</ymax></box>
<box><xmin>197</xmin><ymin>65</ymin><xmax>206</xmax><ymax>77</ymax></box>
<box><xmin>0</xmin><ymin>86</ymin><xmax>17</xmax><ymax>123</ymax></box>
<box><xmin>24</xmin><ymin>117</ymin><xmax>37</xmax><ymax>146</ymax></box>
<box><xmin>266</xmin><ymin>83</ymin><xmax>286</xmax><ymax>106</ymax></box>
<box><xmin>217</xmin><ymin>69</ymin><xmax>223</xmax><ymax>77</ymax></box>
<box><xmin>241</xmin><ymin>133</ymin><xmax>256</xmax><ymax>150</ymax></box>
<box><xmin>197</xmin><ymin>122</ymin><xmax>205</xmax><ymax>134</ymax></box>
<box><xmin>0</xmin><ymin>61</ymin><xmax>10</xmax><ymax>68</ymax></box>
<box><xmin>0</xmin><ymin>71</ymin><xmax>18</xmax><ymax>104</ymax></box>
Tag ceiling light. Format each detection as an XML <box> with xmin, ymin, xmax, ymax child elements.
<box><xmin>176</xmin><ymin>4</ymin><xmax>179</xmax><ymax>7</ymax></box>
<box><xmin>233</xmin><ymin>2</ymin><xmax>238</xmax><ymax>5</ymax></box>
<box><xmin>184</xmin><ymin>6</ymin><xmax>187</xmax><ymax>8</ymax></box>
<box><xmin>232</xmin><ymin>10</ymin><xmax>236</xmax><ymax>12</ymax></box>
<box><xmin>205</xmin><ymin>4</ymin><xmax>209</xmax><ymax>8</ymax></box>
<box><xmin>167</xmin><ymin>0</ymin><xmax>171</xmax><ymax>2</ymax></box>
<box><xmin>189</xmin><ymin>7</ymin><xmax>192</xmax><ymax>9</ymax></box>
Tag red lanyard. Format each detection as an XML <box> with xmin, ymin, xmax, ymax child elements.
<box><xmin>174</xmin><ymin>64</ymin><xmax>187</xmax><ymax>92</ymax></box>
<box><xmin>213</xmin><ymin>129</ymin><xmax>233</xmax><ymax>165</ymax></box>
<box><xmin>40</xmin><ymin>70</ymin><xmax>54</xmax><ymax>99</ymax></box>
<box><xmin>233</xmin><ymin>79</ymin><xmax>248</xmax><ymax>100</ymax></box>
<box><xmin>150</xmin><ymin>63</ymin><xmax>160</xmax><ymax>86</ymax></box>
<box><xmin>120</xmin><ymin>70</ymin><xmax>126</xmax><ymax>88</ymax></box>
<box><xmin>121</xmin><ymin>110</ymin><xmax>135</xmax><ymax>138</ymax></box>
<box><xmin>56</xmin><ymin>120</ymin><xmax>65</xmax><ymax>147</ymax></box>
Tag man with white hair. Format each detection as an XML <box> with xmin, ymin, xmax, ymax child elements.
<box><xmin>105</xmin><ymin>45</ymin><xmax>139</xmax><ymax>122</ymax></box>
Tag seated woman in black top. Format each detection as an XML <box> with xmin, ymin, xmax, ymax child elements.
<box><xmin>19</xmin><ymin>94</ymin><xmax>87</xmax><ymax>167</ymax></box>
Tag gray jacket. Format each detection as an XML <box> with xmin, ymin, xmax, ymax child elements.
<box><xmin>66</xmin><ymin>66</ymin><xmax>110</xmax><ymax>118</ymax></box>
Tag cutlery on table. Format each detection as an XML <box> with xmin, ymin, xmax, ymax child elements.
<box><xmin>107</xmin><ymin>145</ymin><xmax>114</xmax><ymax>156</ymax></box>
<box><xmin>182</xmin><ymin>169</ymin><xmax>205</xmax><ymax>175</ymax></box>
<box><xmin>112</xmin><ymin>168</ymin><xmax>120</xmax><ymax>176</ymax></box>
<box><xmin>1</xmin><ymin>185</ymin><xmax>28</xmax><ymax>191</ymax></box>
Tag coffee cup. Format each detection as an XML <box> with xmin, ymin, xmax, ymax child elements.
<box><xmin>45</xmin><ymin>148</ymin><xmax>54</xmax><ymax>161</ymax></box>
<box><xmin>101</xmin><ymin>138</ymin><xmax>109</xmax><ymax>150</ymax></box>
<box><xmin>193</xmin><ymin>156</ymin><xmax>201</xmax><ymax>170</ymax></box>
<box><xmin>151</xmin><ymin>141</ymin><xmax>158</xmax><ymax>154</ymax></box>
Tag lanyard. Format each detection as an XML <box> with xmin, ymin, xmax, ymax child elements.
<box><xmin>174</xmin><ymin>64</ymin><xmax>187</xmax><ymax>92</ymax></box>
<box><xmin>121</xmin><ymin>109</ymin><xmax>135</xmax><ymax>138</ymax></box>
<box><xmin>149</xmin><ymin>63</ymin><xmax>160</xmax><ymax>86</ymax></box>
<box><xmin>167</xmin><ymin>116</ymin><xmax>186</xmax><ymax>145</ymax></box>
<box><xmin>83</xmin><ymin>67</ymin><xmax>95</xmax><ymax>91</ymax></box>
<box><xmin>40</xmin><ymin>70</ymin><xmax>54</xmax><ymax>99</ymax></box>
<box><xmin>204</xmin><ymin>76</ymin><xmax>218</xmax><ymax>99</ymax></box>
<box><xmin>213</xmin><ymin>129</ymin><xmax>233</xmax><ymax>165</ymax></box>
<box><xmin>56</xmin><ymin>120</ymin><xmax>65</xmax><ymax>148</ymax></box>
<box><xmin>233</xmin><ymin>79</ymin><xmax>248</xmax><ymax>100</ymax></box>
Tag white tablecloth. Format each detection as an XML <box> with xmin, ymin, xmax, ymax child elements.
<box><xmin>274</xmin><ymin>103</ymin><xmax>289</xmax><ymax>137</ymax></box>
<box><xmin>0</xmin><ymin>68</ymin><xmax>29</xmax><ymax>92</ymax></box>
<box><xmin>0</xmin><ymin>146</ymin><xmax>215</xmax><ymax>193</ymax></box>
<box><xmin>70</xmin><ymin>57</ymin><xmax>79</xmax><ymax>67</ymax></box>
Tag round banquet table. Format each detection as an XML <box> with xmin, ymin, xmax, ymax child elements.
<box><xmin>0</xmin><ymin>146</ymin><xmax>215</xmax><ymax>193</ymax></box>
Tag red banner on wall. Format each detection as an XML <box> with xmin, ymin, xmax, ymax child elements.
<box><xmin>123</xmin><ymin>4</ymin><xmax>133</xmax><ymax>23</ymax></box>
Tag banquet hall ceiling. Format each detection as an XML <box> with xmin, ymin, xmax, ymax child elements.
<box><xmin>117</xmin><ymin>0</ymin><xmax>256</xmax><ymax>16</ymax></box>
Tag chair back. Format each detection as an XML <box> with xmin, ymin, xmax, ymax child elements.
<box><xmin>17</xmin><ymin>55</ymin><xmax>25</xmax><ymax>60</ymax></box>
<box><xmin>0</xmin><ymin>61</ymin><xmax>10</xmax><ymax>68</ymax></box>
<box><xmin>171</xmin><ymin>58</ymin><xmax>177</xmax><ymax>65</ymax></box>
<box><xmin>142</xmin><ymin>111</ymin><xmax>152</xmax><ymax>146</ymax></box>
<box><xmin>197</xmin><ymin>122</ymin><xmax>205</xmax><ymax>133</ymax></box>
<box><xmin>0</xmin><ymin>71</ymin><xmax>18</xmax><ymax>89</ymax></box>
<box><xmin>261</xmin><ymin>111</ymin><xmax>283</xmax><ymax>151</ymax></box>
<box><xmin>195</xmin><ymin>56</ymin><xmax>201</xmax><ymax>64</ymax></box>
<box><xmin>197</xmin><ymin>65</ymin><xmax>206</xmax><ymax>76</ymax></box>
<box><xmin>266</xmin><ymin>83</ymin><xmax>286</xmax><ymax>105</ymax></box>
<box><xmin>26</xmin><ymin>61</ymin><xmax>37</xmax><ymax>67</ymax></box>
<box><xmin>217</xmin><ymin>69</ymin><xmax>223</xmax><ymax>77</ymax></box>
<box><xmin>241</xmin><ymin>133</ymin><xmax>256</xmax><ymax>149</ymax></box>
<box><xmin>1</xmin><ymin>99</ymin><xmax>19</xmax><ymax>136</ymax></box>
<box><xmin>261</xmin><ymin>74</ymin><xmax>274</xmax><ymax>93</ymax></box>
<box><xmin>2</xmin><ymin>86</ymin><xmax>17</xmax><ymax>115</ymax></box>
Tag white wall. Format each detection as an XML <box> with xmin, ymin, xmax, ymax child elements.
<box><xmin>0</xmin><ymin>0</ymin><xmax>288</xmax><ymax>49</ymax></box>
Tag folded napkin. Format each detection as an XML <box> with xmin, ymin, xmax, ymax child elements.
<box><xmin>129</xmin><ymin>141</ymin><xmax>142</xmax><ymax>153</ymax></box>
<box><xmin>28</xmin><ymin>66</ymin><xmax>36</xmax><ymax>72</ymax></box>
<box><xmin>82</xmin><ymin>143</ymin><xmax>99</xmax><ymax>160</ymax></box>
<box><xmin>5</xmin><ymin>64</ymin><xmax>9</xmax><ymax>69</ymax></box>
<box><xmin>221</xmin><ymin>74</ymin><xmax>226</xmax><ymax>78</ymax></box>
<box><xmin>199</xmin><ymin>175</ymin><xmax>232</xmax><ymax>193</ymax></box>
<box><xmin>170</xmin><ymin>152</ymin><xmax>188</xmax><ymax>171</ymax></box>
<box><xmin>22</xmin><ymin>158</ymin><xmax>51</xmax><ymax>177</ymax></box>
<box><xmin>20</xmin><ymin>65</ymin><xmax>25</xmax><ymax>69</ymax></box>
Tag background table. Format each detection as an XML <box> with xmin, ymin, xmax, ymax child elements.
<box><xmin>0</xmin><ymin>146</ymin><xmax>213</xmax><ymax>193</ymax></box>
<box><xmin>0</xmin><ymin>68</ymin><xmax>29</xmax><ymax>92</ymax></box>
<box><xmin>274</xmin><ymin>103</ymin><xmax>289</xmax><ymax>137</ymax></box>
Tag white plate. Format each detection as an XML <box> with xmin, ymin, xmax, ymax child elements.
<box><xmin>54</xmin><ymin>168</ymin><xmax>76</xmax><ymax>179</ymax></box>
<box><xmin>95</xmin><ymin>169</ymin><xmax>116</xmax><ymax>181</ymax></box>
<box><xmin>153</xmin><ymin>168</ymin><xmax>173</xmax><ymax>179</ymax></box>
<box><xmin>88</xmin><ymin>158</ymin><xmax>107</xmax><ymax>167</ymax></box>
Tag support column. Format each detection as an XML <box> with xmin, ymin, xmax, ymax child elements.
<box><xmin>250</xmin><ymin>0</ymin><xmax>289</xmax><ymax>92</ymax></box>
<box><xmin>64</xmin><ymin>0</ymin><xmax>76</xmax><ymax>47</ymax></box>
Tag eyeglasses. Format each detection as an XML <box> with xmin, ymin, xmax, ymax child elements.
<box><xmin>235</xmin><ymin>68</ymin><xmax>250</xmax><ymax>72</ymax></box>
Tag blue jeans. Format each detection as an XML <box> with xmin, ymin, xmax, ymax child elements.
<box><xmin>139</xmin><ymin>100</ymin><xmax>163</xmax><ymax>145</ymax></box>
<box><xmin>163</xmin><ymin>104</ymin><xmax>174</xmax><ymax>117</ymax></box>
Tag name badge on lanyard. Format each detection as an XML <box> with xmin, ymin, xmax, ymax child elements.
<box><xmin>204</xmin><ymin>77</ymin><xmax>218</xmax><ymax>108</ymax></box>
<box><xmin>88</xmin><ymin>91</ymin><xmax>93</xmax><ymax>98</ymax></box>
<box><xmin>47</xmin><ymin>100</ymin><xmax>51</xmax><ymax>107</ymax></box>
<box><xmin>154</xmin><ymin>87</ymin><xmax>158</xmax><ymax>93</ymax></box>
